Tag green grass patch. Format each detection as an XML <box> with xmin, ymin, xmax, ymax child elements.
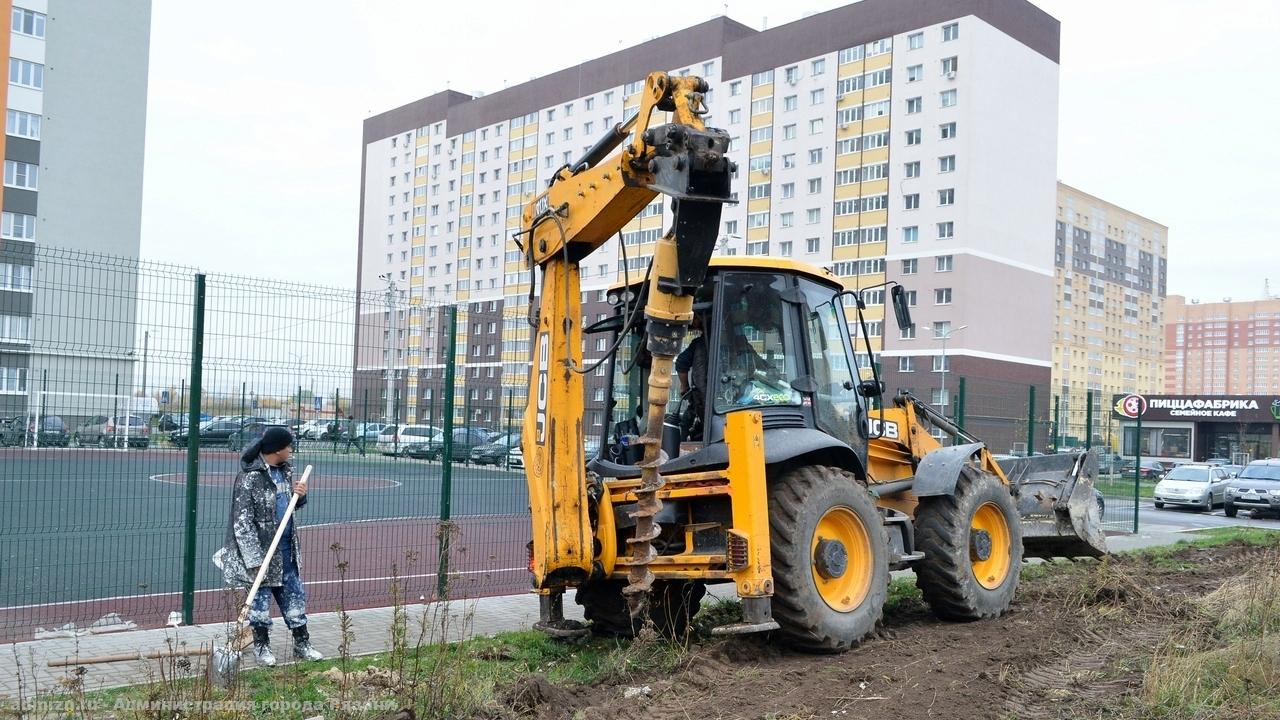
<box><xmin>1094</xmin><ymin>475</ymin><xmax>1155</xmax><ymax>499</ymax></box>
<box><xmin>885</xmin><ymin>577</ymin><xmax>923</xmax><ymax>613</ymax></box>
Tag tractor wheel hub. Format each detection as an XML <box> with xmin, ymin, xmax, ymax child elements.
<box><xmin>814</xmin><ymin>538</ymin><xmax>848</xmax><ymax>580</ymax></box>
<box><xmin>970</xmin><ymin>529</ymin><xmax>993</xmax><ymax>562</ymax></box>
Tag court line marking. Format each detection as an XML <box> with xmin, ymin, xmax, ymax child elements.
<box><xmin>148</xmin><ymin>473</ymin><xmax>403</xmax><ymax>489</ymax></box>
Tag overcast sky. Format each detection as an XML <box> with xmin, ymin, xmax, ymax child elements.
<box><xmin>139</xmin><ymin>0</ymin><xmax>1279</xmax><ymax>301</ymax></box>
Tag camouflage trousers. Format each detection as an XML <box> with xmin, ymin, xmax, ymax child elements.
<box><xmin>248</xmin><ymin>551</ymin><xmax>308</xmax><ymax>630</ymax></box>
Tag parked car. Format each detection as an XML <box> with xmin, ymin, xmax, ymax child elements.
<box><xmin>1153</xmin><ymin>463</ymin><xmax>1232</xmax><ymax>511</ymax></box>
<box><xmin>1224</xmin><ymin>459</ymin><xmax>1280</xmax><ymax>518</ymax></box>
<box><xmin>407</xmin><ymin>427</ymin><xmax>494</xmax><ymax>462</ymax></box>
<box><xmin>341</xmin><ymin>422</ymin><xmax>386</xmax><ymax>443</ymax></box>
<box><xmin>1220</xmin><ymin>464</ymin><xmax>1244</xmax><ymax>478</ymax></box>
<box><xmin>507</xmin><ymin>446</ymin><xmax>524</xmax><ymax>470</ymax></box>
<box><xmin>73</xmin><ymin>414</ymin><xmax>151</xmax><ymax>448</ymax></box>
<box><xmin>0</xmin><ymin>415</ymin><xmax>25</xmax><ymax>446</ymax></box>
<box><xmin>1097</xmin><ymin>454</ymin><xmax>1125</xmax><ymax>475</ymax></box>
<box><xmin>1122</xmin><ymin>459</ymin><xmax>1168</xmax><ymax>480</ymax></box>
<box><xmin>170</xmin><ymin>418</ymin><xmax>251</xmax><ymax>446</ymax></box>
<box><xmin>156</xmin><ymin>413</ymin><xmax>189</xmax><ymax>432</ymax></box>
<box><xmin>17</xmin><ymin>416</ymin><xmax>70</xmax><ymax>447</ymax></box>
<box><xmin>1204</xmin><ymin>457</ymin><xmax>1230</xmax><ymax>466</ymax></box>
<box><xmin>376</xmin><ymin>424</ymin><xmax>439</xmax><ymax>455</ymax></box>
<box><xmin>470</xmin><ymin>431</ymin><xmax>521</xmax><ymax>466</ymax></box>
<box><xmin>227</xmin><ymin>422</ymin><xmax>290</xmax><ymax>452</ymax></box>
<box><xmin>296</xmin><ymin>419</ymin><xmax>329</xmax><ymax>440</ymax></box>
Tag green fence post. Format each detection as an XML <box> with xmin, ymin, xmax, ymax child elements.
<box><xmin>1026</xmin><ymin>384</ymin><xmax>1036</xmax><ymax>455</ymax></box>
<box><xmin>181</xmin><ymin>273</ymin><xmax>206</xmax><ymax>626</ymax></box>
<box><xmin>295</xmin><ymin>386</ymin><xmax>302</xmax><ymax>434</ymax></box>
<box><xmin>1052</xmin><ymin>394</ymin><xmax>1060</xmax><ymax>453</ymax></box>
<box><xmin>332</xmin><ymin>388</ymin><xmax>340</xmax><ymax>452</ymax></box>
<box><xmin>239</xmin><ymin>382</ymin><xmax>246</xmax><ymax>437</ymax></box>
<box><xmin>955</xmin><ymin>377</ymin><xmax>966</xmax><ymax>437</ymax></box>
<box><xmin>437</xmin><ymin>305</ymin><xmax>458</xmax><ymax>597</ymax></box>
<box><xmin>1134</xmin><ymin>409</ymin><xmax>1142</xmax><ymax>533</ymax></box>
<box><xmin>1085</xmin><ymin>390</ymin><xmax>1094</xmax><ymax>451</ymax></box>
<box><xmin>112</xmin><ymin>373</ymin><xmax>120</xmax><ymax>447</ymax></box>
<box><xmin>506</xmin><ymin>387</ymin><xmax>514</xmax><ymax>464</ymax></box>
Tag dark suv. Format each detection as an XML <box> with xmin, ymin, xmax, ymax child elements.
<box><xmin>1224</xmin><ymin>459</ymin><xmax>1280</xmax><ymax>518</ymax></box>
<box><xmin>470</xmin><ymin>431</ymin><xmax>521</xmax><ymax>466</ymax></box>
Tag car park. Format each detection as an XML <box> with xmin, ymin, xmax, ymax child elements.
<box><xmin>73</xmin><ymin>414</ymin><xmax>151</xmax><ymax>448</ymax></box>
<box><xmin>1153</xmin><ymin>463</ymin><xmax>1231</xmax><ymax>511</ymax></box>
<box><xmin>1224</xmin><ymin>459</ymin><xmax>1280</xmax><ymax>518</ymax></box>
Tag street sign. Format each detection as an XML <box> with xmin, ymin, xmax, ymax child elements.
<box><xmin>160</xmin><ymin>390</ymin><xmax>170</xmax><ymax>405</ymax></box>
<box><xmin>313</xmin><ymin>396</ymin><xmax>323</xmax><ymax>412</ymax></box>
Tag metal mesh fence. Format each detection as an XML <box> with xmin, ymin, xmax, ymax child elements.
<box><xmin>0</xmin><ymin>245</ymin><xmax>1144</xmax><ymax>640</ymax></box>
<box><xmin>0</xmin><ymin>246</ymin><xmax>545</xmax><ymax>642</ymax></box>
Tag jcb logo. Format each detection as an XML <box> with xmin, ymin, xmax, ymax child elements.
<box><xmin>536</xmin><ymin>333</ymin><xmax>549</xmax><ymax>444</ymax></box>
<box><xmin>867</xmin><ymin>418</ymin><xmax>900</xmax><ymax>440</ymax></box>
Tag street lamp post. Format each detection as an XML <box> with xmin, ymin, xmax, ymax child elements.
<box><xmin>142</xmin><ymin>330</ymin><xmax>150</xmax><ymax>400</ymax></box>
<box><xmin>379</xmin><ymin>274</ymin><xmax>398</xmax><ymax>424</ymax></box>
<box><xmin>939</xmin><ymin>324</ymin><xmax>968</xmax><ymax>419</ymax></box>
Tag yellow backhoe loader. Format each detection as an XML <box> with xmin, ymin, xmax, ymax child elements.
<box><xmin>516</xmin><ymin>71</ymin><xmax>1105</xmax><ymax>651</ymax></box>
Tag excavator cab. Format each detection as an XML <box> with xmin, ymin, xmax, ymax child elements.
<box><xmin>592</xmin><ymin>259</ymin><xmax>873</xmax><ymax>481</ymax></box>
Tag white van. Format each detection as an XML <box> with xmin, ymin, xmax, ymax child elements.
<box><xmin>376</xmin><ymin>424</ymin><xmax>439</xmax><ymax>455</ymax></box>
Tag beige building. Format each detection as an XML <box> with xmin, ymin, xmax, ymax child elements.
<box><xmin>1164</xmin><ymin>295</ymin><xmax>1280</xmax><ymax>395</ymax></box>
<box><xmin>1052</xmin><ymin>183</ymin><xmax>1167</xmax><ymax>447</ymax></box>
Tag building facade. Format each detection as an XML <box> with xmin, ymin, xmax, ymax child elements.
<box><xmin>1164</xmin><ymin>295</ymin><xmax>1280</xmax><ymax>396</ymax></box>
<box><xmin>354</xmin><ymin>0</ymin><xmax>1061</xmax><ymax>451</ymax></box>
<box><xmin>1051</xmin><ymin>183</ymin><xmax>1168</xmax><ymax>448</ymax></box>
<box><xmin>1113</xmin><ymin>392</ymin><xmax>1280</xmax><ymax>465</ymax></box>
<box><xmin>0</xmin><ymin>0</ymin><xmax>152</xmax><ymax>419</ymax></box>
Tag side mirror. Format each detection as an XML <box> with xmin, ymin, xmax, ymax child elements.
<box><xmin>857</xmin><ymin>380</ymin><xmax>884</xmax><ymax>398</ymax></box>
<box><xmin>890</xmin><ymin>285</ymin><xmax>914</xmax><ymax>331</ymax></box>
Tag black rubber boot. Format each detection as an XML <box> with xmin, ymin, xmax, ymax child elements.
<box><xmin>251</xmin><ymin>626</ymin><xmax>275</xmax><ymax>666</ymax></box>
<box><xmin>291</xmin><ymin>625</ymin><xmax>322</xmax><ymax>661</ymax></box>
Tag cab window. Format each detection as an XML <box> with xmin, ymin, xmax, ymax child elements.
<box><xmin>713</xmin><ymin>273</ymin><xmax>802</xmax><ymax>414</ymax></box>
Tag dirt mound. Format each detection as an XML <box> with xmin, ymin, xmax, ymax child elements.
<box><xmin>489</xmin><ymin>541</ymin><xmax>1269</xmax><ymax>720</ymax></box>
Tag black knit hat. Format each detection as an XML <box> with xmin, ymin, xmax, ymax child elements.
<box><xmin>261</xmin><ymin>427</ymin><xmax>294</xmax><ymax>454</ymax></box>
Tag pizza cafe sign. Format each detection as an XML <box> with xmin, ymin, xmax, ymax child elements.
<box><xmin>1113</xmin><ymin>394</ymin><xmax>1280</xmax><ymax>422</ymax></box>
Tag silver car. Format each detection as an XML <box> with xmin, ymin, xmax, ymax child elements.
<box><xmin>1153</xmin><ymin>464</ymin><xmax>1232</xmax><ymax>511</ymax></box>
<box><xmin>1224</xmin><ymin>459</ymin><xmax>1280</xmax><ymax>518</ymax></box>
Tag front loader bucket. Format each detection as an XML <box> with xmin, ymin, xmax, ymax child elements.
<box><xmin>998</xmin><ymin>451</ymin><xmax>1108</xmax><ymax>559</ymax></box>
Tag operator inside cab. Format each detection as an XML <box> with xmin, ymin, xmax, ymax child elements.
<box><xmin>672</xmin><ymin>279</ymin><xmax>801</xmax><ymax>443</ymax></box>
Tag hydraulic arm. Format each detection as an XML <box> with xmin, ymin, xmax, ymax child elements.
<box><xmin>518</xmin><ymin>72</ymin><xmax>734</xmax><ymax>625</ymax></box>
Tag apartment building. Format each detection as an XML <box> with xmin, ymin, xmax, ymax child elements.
<box><xmin>1164</xmin><ymin>294</ymin><xmax>1280</xmax><ymax>395</ymax></box>
<box><xmin>0</xmin><ymin>1</ymin><xmax>152</xmax><ymax>420</ymax></box>
<box><xmin>354</xmin><ymin>0</ymin><xmax>1061</xmax><ymax>450</ymax></box>
<box><xmin>1052</xmin><ymin>183</ymin><xmax>1167</xmax><ymax>446</ymax></box>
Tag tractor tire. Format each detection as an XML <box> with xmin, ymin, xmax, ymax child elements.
<box><xmin>914</xmin><ymin>466</ymin><xmax>1022</xmax><ymax>622</ymax></box>
<box><xmin>575</xmin><ymin>579</ymin><xmax>705</xmax><ymax>638</ymax></box>
<box><xmin>1224</xmin><ymin>503</ymin><xmax>1237</xmax><ymax>518</ymax></box>
<box><xmin>768</xmin><ymin>465</ymin><xmax>888</xmax><ymax>653</ymax></box>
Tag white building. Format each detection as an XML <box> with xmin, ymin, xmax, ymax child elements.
<box><xmin>354</xmin><ymin>0</ymin><xmax>1061</xmax><ymax>448</ymax></box>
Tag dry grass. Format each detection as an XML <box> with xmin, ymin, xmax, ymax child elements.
<box><xmin>1142</xmin><ymin>550</ymin><xmax>1280</xmax><ymax>718</ymax></box>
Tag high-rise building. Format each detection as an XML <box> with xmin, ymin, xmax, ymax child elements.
<box><xmin>1051</xmin><ymin>183</ymin><xmax>1167</xmax><ymax>447</ymax></box>
<box><xmin>1164</xmin><ymin>294</ymin><xmax>1280</xmax><ymax>395</ymax></box>
<box><xmin>0</xmin><ymin>0</ymin><xmax>153</xmax><ymax>418</ymax></box>
<box><xmin>354</xmin><ymin>0</ymin><xmax>1061</xmax><ymax>450</ymax></box>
